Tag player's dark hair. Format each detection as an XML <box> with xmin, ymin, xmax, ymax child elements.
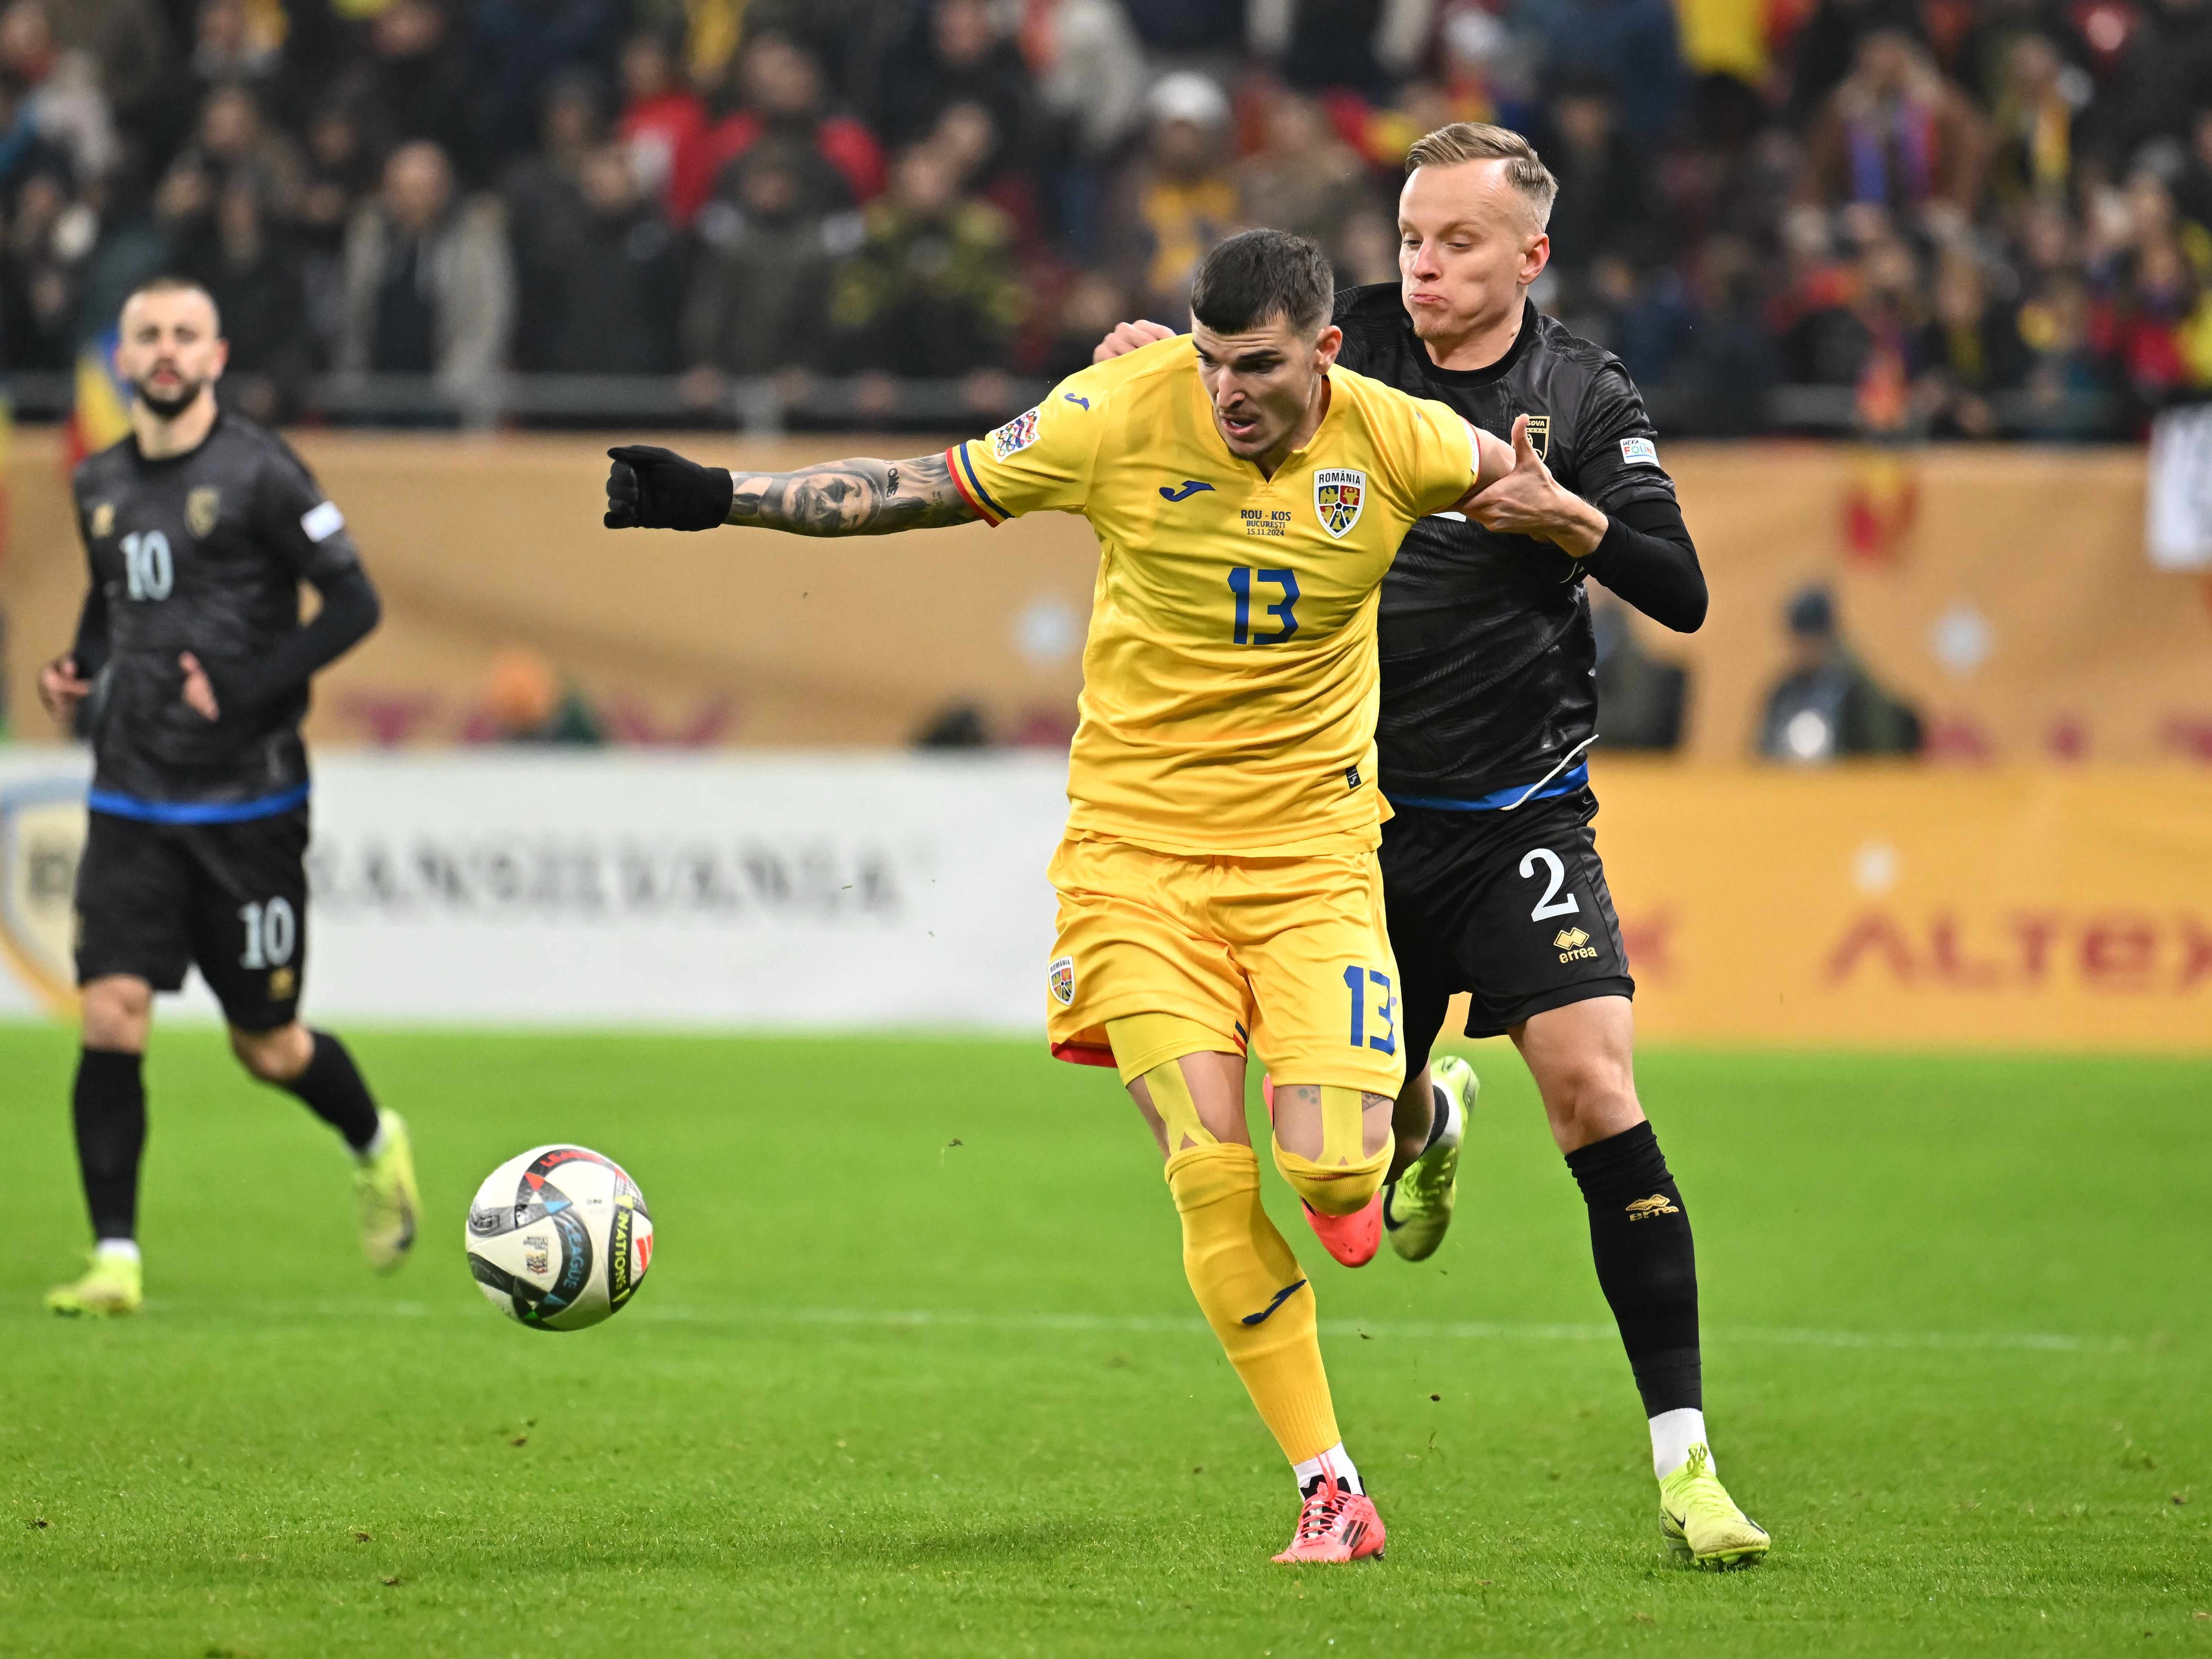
<box><xmin>1189</xmin><ymin>229</ymin><xmax>1334</xmax><ymax>339</ymax></box>
<box><xmin>121</xmin><ymin>274</ymin><xmax>223</xmax><ymax>334</ymax></box>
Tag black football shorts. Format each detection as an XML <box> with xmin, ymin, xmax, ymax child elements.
<box><xmin>1380</xmin><ymin>786</ymin><xmax>1633</xmax><ymax>1073</ymax></box>
<box><xmin>74</xmin><ymin>806</ymin><xmax>310</xmax><ymax>1031</ymax></box>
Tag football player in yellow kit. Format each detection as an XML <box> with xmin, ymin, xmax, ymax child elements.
<box><xmin>603</xmin><ymin>229</ymin><xmax>1515</xmax><ymax>1563</ymax></box>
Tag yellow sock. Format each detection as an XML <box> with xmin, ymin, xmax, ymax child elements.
<box><xmin>1273</xmin><ymin>1084</ymin><xmax>1391</xmax><ymax>1216</ymax></box>
<box><xmin>1165</xmin><ymin>1141</ymin><xmax>1339</xmax><ymax>1465</ymax></box>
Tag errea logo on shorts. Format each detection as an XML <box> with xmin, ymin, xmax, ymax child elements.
<box><xmin>1047</xmin><ymin>954</ymin><xmax>1076</xmax><ymax>1006</ymax></box>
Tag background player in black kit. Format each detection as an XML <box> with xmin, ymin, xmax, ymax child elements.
<box><xmin>1098</xmin><ymin>125</ymin><xmax>1767</xmax><ymax>1567</ymax></box>
<box><xmin>36</xmin><ymin>277</ymin><xmax>419</xmax><ymax>1316</ymax></box>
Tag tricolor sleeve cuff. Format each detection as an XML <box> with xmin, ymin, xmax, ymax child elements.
<box><xmin>946</xmin><ymin>442</ymin><xmax>1008</xmax><ymax>526</ymax></box>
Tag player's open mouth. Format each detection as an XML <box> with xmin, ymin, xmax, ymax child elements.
<box><xmin>1219</xmin><ymin>412</ymin><xmax>1260</xmax><ymax>442</ymax></box>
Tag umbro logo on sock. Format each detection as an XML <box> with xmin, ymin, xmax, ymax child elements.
<box><xmin>1626</xmin><ymin>1194</ymin><xmax>1681</xmax><ymax>1221</ymax></box>
<box><xmin>1241</xmin><ymin>1278</ymin><xmax>1307</xmax><ymax>1325</ymax></box>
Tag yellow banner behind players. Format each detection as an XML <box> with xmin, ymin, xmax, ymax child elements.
<box><xmin>1580</xmin><ymin>762</ymin><xmax>2212</xmax><ymax>1051</ymax></box>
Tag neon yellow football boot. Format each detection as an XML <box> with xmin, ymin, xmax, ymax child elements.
<box><xmin>1384</xmin><ymin>1054</ymin><xmax>1476</xmax><ymax>1262</ymax></box>
<box><xmin>1659</xmin><ymin>1444</ymin><xmax>1771</xmax><ymax>1568</ymax></box>
<box><xmin>356</xmin><ymin>1112</ymin><xmax>420</xmax><ymax>1273</ymax></box>
<box><xmin>46</xmin><ymin>1251</ymin><xmax>144</xmax><ymax>1317</ymax></box>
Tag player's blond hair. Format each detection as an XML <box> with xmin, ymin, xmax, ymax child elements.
<box><xmin>1404</xmin><ymin>123</ymin><xmax>1559</xmax><ymax>231</ymax></box>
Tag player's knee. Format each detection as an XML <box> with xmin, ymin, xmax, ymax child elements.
<box><xmin>1538</xmin><ymin>1054</ymin><xmax>1638</xmax><ymax>1144</ymax></box>
<box><xmin>1272</xmin><ymin>1084</ymin><xmax>1392</xmax><ymax>1216</ymax></box>
<box><xmin>231</xmin><ymin>1021</ymin><xmax>311</xmax><ymax>1084</ymax></box>
<box><xmin>80</xmin><ymin>976</ymin><xmax>151</xmax><ymax>1051</ymax></box>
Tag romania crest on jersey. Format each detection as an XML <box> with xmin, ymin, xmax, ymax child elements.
<box><xmin>1313</xmin><ymin>468</ymin><xmax>1365</xmax><ymax>538</ymax></box>
<box><xmin>1047</xmin><ymin>954</ymin><xmax>1076</xmax><ymax>1007</ymax></box>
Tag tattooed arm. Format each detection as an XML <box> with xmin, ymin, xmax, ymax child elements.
<box><xmin>604</xmin><ymin>443</ymin><xmax>978</xmax><ymax>535</ymax></box>
<box><xmin>725</xmin><ymin>452</ymin><xmax>977</xmax><ymax>535</ymax></box>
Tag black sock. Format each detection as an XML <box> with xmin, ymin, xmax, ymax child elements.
<box><xmin>283</xmin><ymin>1031</ymin><xmax>381</xmax><ymax>1153</ymax></box>
<box><xmin>1565</xmin><ymin>1121</ymin><xmax>1701</xmax><ymax>1416</ymax></box>
<box><xmin>74</xmin><ymin>1048</ymin><xmax>146</xmax><ymax>1241</ymax></box>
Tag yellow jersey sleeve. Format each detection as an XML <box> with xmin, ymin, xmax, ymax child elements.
<box><xmin>945</xmin><ymin>342</ymin><xmax>1169</xmax><ymax>524</ymax></box>
<box><xmin>1366</xmin><ymin>392</ymin><xmax>1481</xmax><ymax>522</ymax></box>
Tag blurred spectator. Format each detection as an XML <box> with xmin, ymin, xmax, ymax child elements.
<box><xmin>0</xmin><ymin>1</ymin><xmax>119</xmax><ymax>188</ymax></box>
<box><xmin>1786</xmin><ymin>0</ymin><xmax>1925</xmax><ymax>125</ymax></box>
<box><xmin>827</xmin><ymin>138</ymin><xmax>1024</xmax><ymax>375</ymax></box>
<box><xmin>682</xmin><ymin>138</ymin><xmax>836</xmax><ymax>384</ymax></box>
<box><xmin>44</xmin><ymin>0</ymin><xmax>166</xmax><ymax>134</ymax></box>
<box><xmin>913</xmin><ymin>700</ymin><xmax>990</xmax><ymax>747</ymax></box>
<box><xmin>503</xmin><ymin>74</ymin><xmax>604</xmax><ymax>372</ymax></box>
<box><xmin>156</xmin><ymin>84</ymin><xmax>304</xmax><ymax>233</ymax></box>
<box><xmin>1024</xmin><ymin>0</ymin><xmax>1148</xmax><ymax>255</ymax></box>
<box><xmin>880</xmin><ymin>0</ymin><xmax>1040</xmax><ymax>184</ymax></box>
<box><xmin>1757</xmin><ymin>586</ymin><xmax>1924</xmax><ymax>761</ymax></box>
<box><xmin>537</xmin><ymin>145</ymin><xmax>683</xmax><ymax>373</ymax></box>
<box><xmin>1538</xmin><ymin>0</ymin><xmax>1685</xmax><ymax>143</ymax></box>
<box><xmin>1</xmin><ymin>160</ymin><xmax>92</xmax><ymax>368</ymax></box>
<box><xmin>1249</xmin><ymin>0</ymin><xmax>1434</xmax><ymax>100</ymax></box>
<box><xmin>463</xmin><ymin>0</ymin><xmax>622</xmax><ymax>184</ymax></box>
<box><xmin>1800</xmin><ymin>31</ymin><xmax>1989</xmax><ymax>233</ymax></box>
<box><xmin>1592</xmin><ymin>593</ymin><xmax>1689</xmax><ymax>749</ymax></box>
<box><xmin>483</xmin><ymin>645</ymin><xmax>605</xmax><ymax>745</ymax></box>
<box><xmin>1038</xmin><ymin>268</ymin><xmax>1135</xmax><ymax>379</ymax></box>
<box><xmin>1915</xmin><ymin>253</ymin><xmax>2027</xmax><ymax>436</ymax></box>
<box><xmin>1538</xmin><ymin>75</ymin><xmax>1668</xmax><ymax>287</ymax></box>
<box><xmin>342</xmin><ymin>0</ymin><xmax>472</xmax><ymax>175</ymax></box>
<box><xmin>1987</xmin><ymin>34</ymin><xmax>2082</xmax><ymax>208</ymax></box>
<box><xmin>615</xmin><ymin>31</ymin><xmax>708</xmax><ymax>224</ymax></box>
<box><xmin>1234</xmin><ymin>92</ymin><xmax>1369</xmax><ymax>270</ymax></box>
<box><xmin>693</xmin><ymin>31</ymin><xmax>884</xmax><ymax>227</ymax></box>
<box><xmin>1116</xmin><ymin>71</ymin><xmax>1237</xmax><ymax>322</ymax></box>
<box><xmin>2097</xmin><ymin>0</ymin><xmax>2212</xmax><ymax>166</ymax></box>
<box><xmin>1117</xmin><ymin>0</ymin><xmax>1245</xmax><ymax>56</ymax></box>
<box><xmin>1676</xmin><ymin>234</ymin><xmax>1782</xmax><ymax>434</ymax></box>
<box><xmin>336</xmin><ymin>141</ymin><xmax>515</xmax><ymax>394</ymax></box>
<box><xmin>183</xmin><ymin>180</ymin><xmax>313</xmax><ymax>420</ymax></box>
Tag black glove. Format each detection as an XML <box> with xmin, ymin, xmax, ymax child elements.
<box><xmin>604</xmin><ymin>445</ymin><xmax>735</xmax><ymax>531</ymax></box>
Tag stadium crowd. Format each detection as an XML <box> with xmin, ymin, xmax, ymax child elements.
<box><xmin>6</xmin><ymin>0</ymin><xmax>2212</xmax><ymax>435</ymax></box>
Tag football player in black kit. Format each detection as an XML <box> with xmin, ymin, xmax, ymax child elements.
<box><xmin>35</xmin><ymin>277</ymin><xmax>419</xmax><ymax>1315</ymax></box>
<box><xmin>1097</xmin><ymin>124</ymin><xmax>1768</xmax><ymax>1566</ymax></box>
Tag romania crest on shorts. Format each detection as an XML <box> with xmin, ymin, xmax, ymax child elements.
<box><xmin>187</xmin><ymin>486</ymin><xmax>220</xmax><ymax>538</ymax></box>
<box><xmin>0</xmin><ymin>779</ymin><xmax>88</xmax><ymax>1011</ymax></box>
<box><xmin>1047</xmin><ymin>954</ymin><xmax>1076</xmax><ymax>1007</ymax></box>
<box><xmin>1313</xmin><ymin>468</ymin><xmax>1365</xmax><ymax>538</ymax></box>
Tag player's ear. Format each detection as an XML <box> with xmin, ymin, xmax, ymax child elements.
<box><xmin>1311</xmin><ymin>323</ymin><xmax>1343</xmax><ymax>374</ymax></box>
<box><xmin>1520</xmin><ymin>230</ymin><xmax>1551</xmax><ymax>286</ymax></box>
<box><xmin>210</xmin><ymin>337</ymin><xmax>230</xmax><ymax>381</ymax></box>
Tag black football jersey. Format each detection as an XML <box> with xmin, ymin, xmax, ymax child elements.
<box><xmin>1332</xmin><ymin>285</ymin><xmax>1679</xmax><ymax>801</ymax></box>
<box><xmin>71</xmin><ymin>414</ymin><xmax>362</xmax><ymax>804</ymax></box>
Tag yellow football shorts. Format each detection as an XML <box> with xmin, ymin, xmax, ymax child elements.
<box><xmin>1044</xmin><ymin>832</ymin><xmax>1407</xmax><ymax>1097</ymax></box>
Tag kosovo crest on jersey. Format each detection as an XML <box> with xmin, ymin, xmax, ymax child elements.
<box><xmin>187</xmin><ymin>486</ymin><xmax>220</xmax><ymax>538</ymax></box>
<box><xmin>0</xmin><ymin>779</ymin><xmax>88</xmax><ymax>1012</ymax></box>
<box><xmin>1522</xmin><ymin>414</ymin><xmax>1550</xmax><ymax>461</ymax></box>
<box><xmin>1313</xmin><ymin>468</ymin><xmax>1365</xmax><ymax>538</ymax></box>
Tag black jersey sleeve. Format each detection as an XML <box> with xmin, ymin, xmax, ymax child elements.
<box><xmin>200</xmin><ymin>564</ymin><xmax>381</xmax><ymax>719</ymax></box>
<box><xmin>253</xmin><ymin>435</ymin><xmax>364</xmax><ymax>584</ymax></box>
<box><xmin>1565</xmin><ymin>362</ymin><xmax>1678</xmax><ymax>515</ymax></box>
<box><xmin>1582</xmin><ymin>498</ymin><xmax>1707</xmax><ymax>632</ymax></box>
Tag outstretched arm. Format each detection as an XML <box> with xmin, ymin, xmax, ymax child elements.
<box><xmin>605</xmin><ymin>444</ymin><xmax>978</xmax><ymax>536</ymax></box>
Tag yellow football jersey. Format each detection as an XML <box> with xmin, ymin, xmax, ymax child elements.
<box><xmin>947</xmin><ymin>335</ymin><xmax>1479</xmax><ymax>856</ymax></box>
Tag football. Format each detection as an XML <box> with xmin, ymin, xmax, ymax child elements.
<box><xmin>465</xmin><ymin>1145</ymin><xmax>654</xmax><ymax>1331</ymax></box>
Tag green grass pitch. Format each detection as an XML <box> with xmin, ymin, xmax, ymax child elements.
<box><xmin>1</xmin><ymin>1025</ymin><xmax>2207</xmax><ymax>1657</ymax></box>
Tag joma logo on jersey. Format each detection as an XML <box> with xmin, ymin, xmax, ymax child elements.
<box><xmin>1313</xmin><ymin>468</ymin><xmax>1365</xmax><ymax>538</ymax></box>
<box><xmin>1554</xmin><ymin>925</ymin><xmax>1597</xmax><ymax>961</ymax></box>
<box><xmin>187</xmin><ymin>487</ymin><xmax>221</xmax><ymax>538</ymax></box>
